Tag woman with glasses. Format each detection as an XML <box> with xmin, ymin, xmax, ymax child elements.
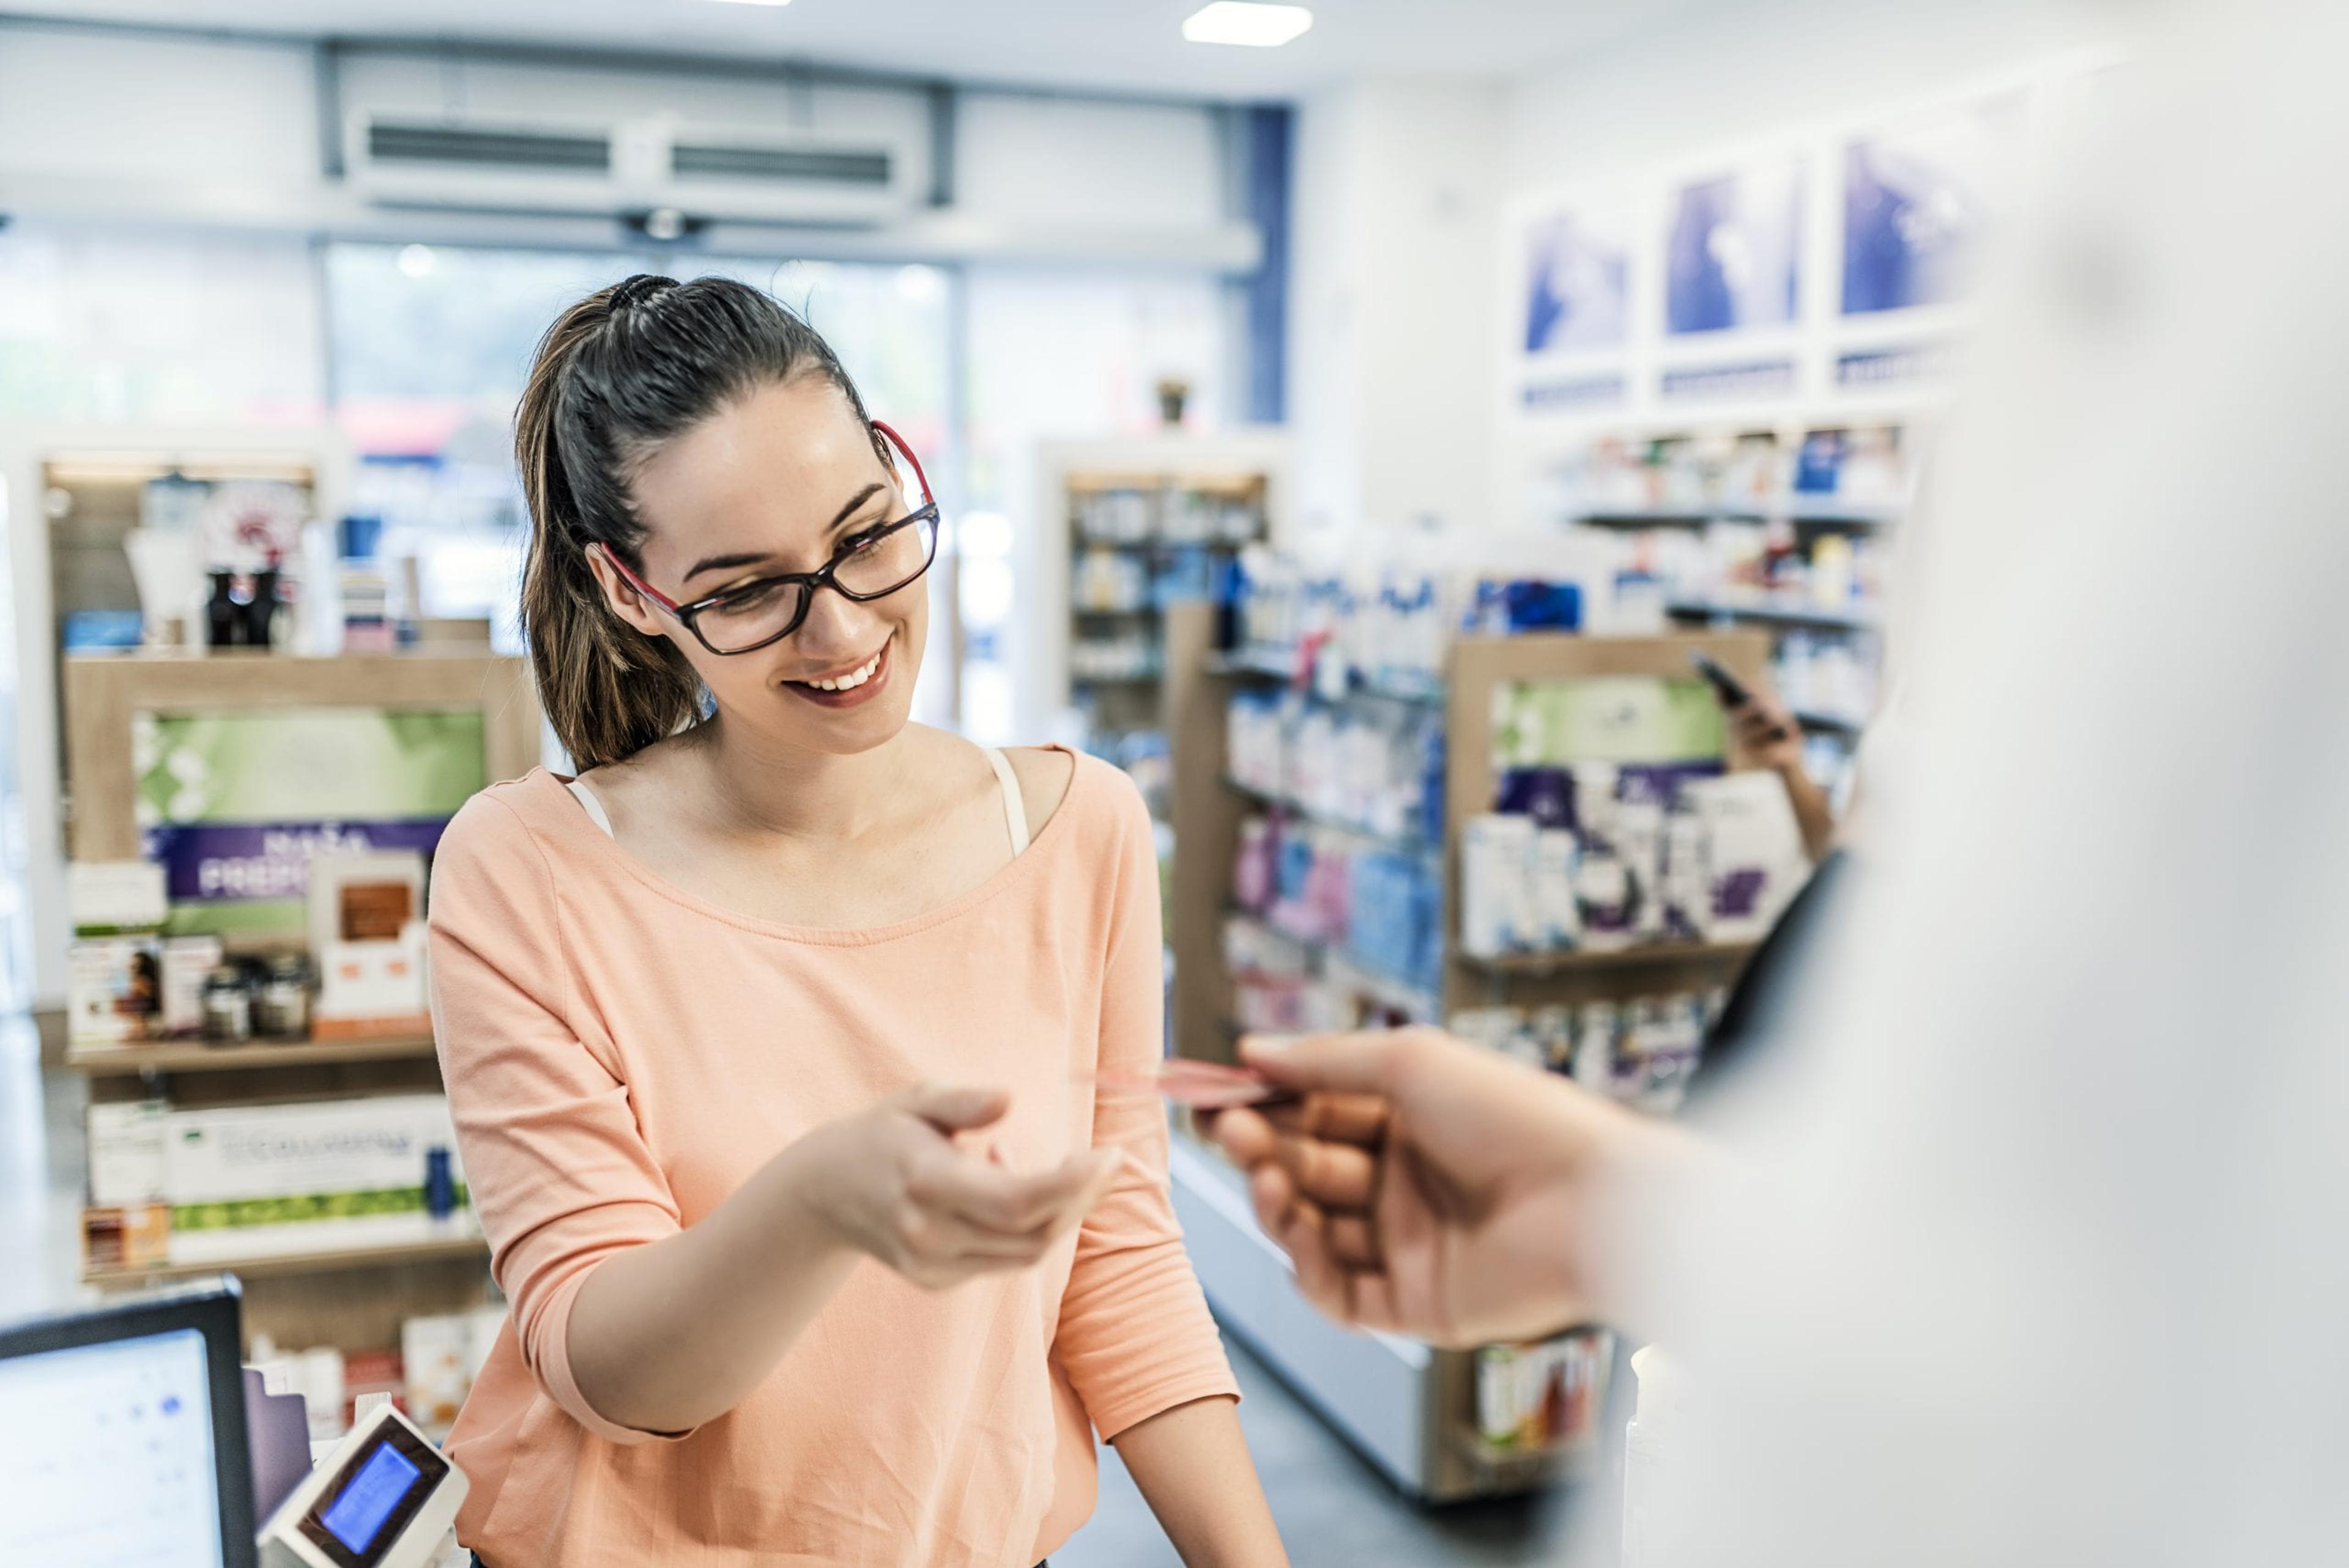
<box><xmin>425</xmin><ymin>275</ymin><xmax>1284</xmax><ymax>1568</ymax></box>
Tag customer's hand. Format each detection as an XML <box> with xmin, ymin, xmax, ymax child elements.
<box><xmin>799</xmin><ymin>1086</ymin><xmax>1122</xmax><ymax>1290</ymax></box>
<box><xmin>1206</xmin><ymin>1029</ymin><xmax>1697</xmax><ymax>1346</ymax></box>
<box><xmin>1726</xmin><ymin>684</ymin><xmax>1806</xmax><ymax>776</ymax></box>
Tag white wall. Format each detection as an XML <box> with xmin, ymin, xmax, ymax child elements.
<box><xmin>1504</xmin><ymin>0</ymin><xmax>2126</xmax><ymax>186</ymax></box>
<box><xmin>1286</xmin><ymin>78</ymin><xmax>1507</xmax><ymax>536</ymax></box>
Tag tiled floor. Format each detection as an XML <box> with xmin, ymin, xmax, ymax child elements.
<box><xmin>2</xmin><ymin>1015</ymin><xmax>1600</xmax><ymax>1566</ymax></box>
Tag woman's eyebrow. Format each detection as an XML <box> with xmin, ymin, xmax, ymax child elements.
<box><xmin>825</xmin><ymin>483</ymin><xmax>888</xmax><ymax>535</ymax></box>
<box><xmin>681</xmin><ymin>483</ymin><xmax>892</xmax><ymax>583</ymax></box>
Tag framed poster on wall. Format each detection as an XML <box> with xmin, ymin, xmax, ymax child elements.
<box><xmin>1664</xmin><ymin>159</ymin><xmax>1804</xmax><ymax>335</ymax></box>
<box><xmin>1841</xmin><ymin>98</ymin><xmax>2020</xmax><ymax>316</ymax></box>
<box><xmin>1521</xmin><ymin>204</ymin><xmax>1631</xmax><ymax>355</ymax></box>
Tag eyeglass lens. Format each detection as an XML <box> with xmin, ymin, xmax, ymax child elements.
<box><xmin>695</xmin><ymin>515</ymin><xmax>938</xmax><ymax>653</ymax></box>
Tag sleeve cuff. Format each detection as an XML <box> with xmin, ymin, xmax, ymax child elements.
<box><xmin>1090</xmin><ymin>1367</ymin><xmax>1244</xmax><ymax>1444</ymax></box>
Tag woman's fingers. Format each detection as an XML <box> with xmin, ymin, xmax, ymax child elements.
<box><xmin>921</xmin><ymin>1146</ymin><xmax>1122</xmax><ymax>1235</ymax></box>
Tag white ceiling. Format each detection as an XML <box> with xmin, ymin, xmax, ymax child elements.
<box><xmin>1</xmin><ymin>0</ymin><xmax>1714</xmax><ymax>99</ymax></box>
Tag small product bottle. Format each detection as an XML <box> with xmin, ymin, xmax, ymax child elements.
<box><xmin>256</xmin><ymin>953</ymin><xmax>311</xmax><ymax>1040</ymax></box>
<box><xmin>201</xmin><ymin>965</ymin><xmax>251</xmax><ymax>1043</ymax></box>
<box><xmin>424</xmin><ymin>1145</ymin><xmax>456</xmax><ymax>1222</ymax></box>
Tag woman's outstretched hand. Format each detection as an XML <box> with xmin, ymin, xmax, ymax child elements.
<box><xmin>1206</xmin><ymin>1029</ymin><xmax>1702</xmax><ymax>1346</ymax></box>
<box><xmin>800</xmin><ymin>1085</ymin><xmax>1123</xmax><ymax>1290</ymax></box>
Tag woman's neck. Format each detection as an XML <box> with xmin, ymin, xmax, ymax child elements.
<box><xmin>684</xmin><ymin>717</ymin><xmax>929</xmax><ymax>845</ymax></box>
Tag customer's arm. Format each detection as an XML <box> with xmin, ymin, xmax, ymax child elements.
<box><xmin>429</xmin><ymin>796</ymin><xmax>1117</xmax><ymax>1441</ymax></box>
<box><xmin>1727</xmin><ymin>685</ymin><xmax>1838</xmax><ymax>862</ymax></box>
<box><xmin>1053</xmin><ymin>778</ymin><xmax>1285</xmax><ymax>1566</ymax></box>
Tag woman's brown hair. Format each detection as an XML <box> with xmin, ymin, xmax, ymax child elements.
<box><xmin>514</xmin><ymin>273</ymin><xmax>878</xmax><ymax>771</ymax></box>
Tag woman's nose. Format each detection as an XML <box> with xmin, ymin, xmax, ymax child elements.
<box><xmin>791</xmin><ymin>583</ymin><xmax>880</xmax><ymax>659</ymax></box>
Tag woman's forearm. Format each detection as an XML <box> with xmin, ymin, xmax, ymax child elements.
<box><xmin>565</xmin><ymin>1135</ymin><xmax>859</xmax><ymax>1435</ymax></box>
<box><xmin>1113</xmin><ymin>1397</ymin><xmax>1288</xmax><ymax>1567</ymax></box>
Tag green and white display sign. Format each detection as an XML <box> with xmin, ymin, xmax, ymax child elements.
<box><xmin>135</xmin><ymin>707</ymin><xmax>486</xmax><ymax>934</ymax></box>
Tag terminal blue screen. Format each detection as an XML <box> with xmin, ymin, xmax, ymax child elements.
<box><xmin>320</xmin><ymin>1441</ymin><xmax>421</xmax><ymax>1552</ymax></box>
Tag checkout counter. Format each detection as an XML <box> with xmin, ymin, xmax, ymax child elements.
<box><xmin>1</xmin><ymin>1279</ymin><xmax>470</xmax><ymax>1568</ymax></box>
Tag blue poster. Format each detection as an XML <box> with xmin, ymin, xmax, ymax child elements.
<box><xmin>1842</xmin><ymin>106</ymin><xmax>2007</xmax><ymax>314</ymax></box>
<box><xmin>1666</xmin><ymin>162</ymin><xmax>1802</xmax><ymax>335</ymax></box>
<box><xmin>1522</xmin><ymin>209</ymin><xmax>1628</xmax><ymax>354</ymax></box>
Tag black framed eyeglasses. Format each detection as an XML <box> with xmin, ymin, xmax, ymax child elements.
<box><xmin>595</xmin><ymin>419</ymin><xmax>940</xmax><ymax>656</ymax></box>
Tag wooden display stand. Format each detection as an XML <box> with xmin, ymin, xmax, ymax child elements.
<box><xmin>1161</xmin><ymin>602</ymin><xmax>1771</xmax><ymax>1501</ymax></box>
<box><xmin>59</xmin><ymin>649</ymin><xmax>538</xmax><ymax>1362</ymax></box>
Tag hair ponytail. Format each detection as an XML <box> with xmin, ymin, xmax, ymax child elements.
<box><xmin>513</xmin><ymin>273</ymin><xmax>875</xmax><ymax>771</ymax></box>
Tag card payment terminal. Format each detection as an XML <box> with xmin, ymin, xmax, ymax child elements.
<box><xmin>258</xmin><ymin>1400</ymin><xmax>467</xmax><ymax>1568</ymax></box>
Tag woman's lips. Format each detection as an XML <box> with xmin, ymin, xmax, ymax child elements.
<box><xmin>784</xmin><ymin>639</ymin><xmax>892</xmax><ymax>710</ymax></box>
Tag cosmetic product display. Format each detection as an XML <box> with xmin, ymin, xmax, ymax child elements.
<box><xmin>1460</xmin><ymin>674</ymin><xmax>1809</xmax><ymax>955</ymax></box>
<box><xmin>1226</xmin><ymin>685</ymin><xmax>1445</xmax><ymax>844</ymax></box>
<box><xmin>1227</xmin><ymin>807</ymin><xmax>1444</xmax><ymax>1004</ymax></box>
<box><xmin>1451</xmin><ymin>991</ymin><xmax>1723</xmax><ymax>1114</ymax></box>
<box><xmin>1229</xmin><ymin>551</ymin><xmax>1593</xmax><ymax>699</ymax></box>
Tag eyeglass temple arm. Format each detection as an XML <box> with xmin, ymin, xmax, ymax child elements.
<box><xmin>870</xmin><ymin>420</ymin><xmax>932</xmax><ymax>509</ymax></box>
<box><xmin>592</xmin><ymin>541</ymin><xmax>683</xmax><ymax>613</ymax></box>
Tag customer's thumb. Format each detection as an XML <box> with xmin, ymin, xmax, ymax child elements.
<box><xmin>900</xmin><ymin>1084</ymin><xmax>1011</xmax><ymax>1133</ymax></box>
<box><xmin>1239</xmin><ymin>1030</ymin><xmax>1410</xmax><ymax>1094</ymax></box>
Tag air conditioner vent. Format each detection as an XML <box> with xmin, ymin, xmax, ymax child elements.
<box><xmin>367</xmin><ymin>122</ymin><xmax>612</xmax><ymax>173</ymax></box>
<box><xmin>670</xmin><ymin>143</ymin><xmax>892</xmax><ymax>187</ymax></box>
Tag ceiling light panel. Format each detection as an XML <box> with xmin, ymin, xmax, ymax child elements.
<box><xmin>1182</xmin><ymin>3</ymin><xmax>1314</xmax><ymax>48</ymax></box>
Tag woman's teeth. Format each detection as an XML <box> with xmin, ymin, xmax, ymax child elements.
<box><xmin>803</xmin><ymin>650</ymin><xmax>881</xmax><ymax>692</ymax></box>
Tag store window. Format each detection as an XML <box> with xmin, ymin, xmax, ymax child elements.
<box><xmin>0</xmin><ymin>227</ymin><xmax>322</xmax><ymax>425</ymax></box>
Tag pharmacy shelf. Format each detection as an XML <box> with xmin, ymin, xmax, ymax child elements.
<box><xmin>1221</xmin><ymin>776</ymin><xmax>1434</xmax><ymax>855</ymax></box>
<box><xmin>1571</xmin><ymin>498</ymin><xmax>1901</xmax><ymax>527</ymax></box>
<box><xmin>1072</xmin><ymin>669</ymin><xmax>1165</xmax><ymax>687</ymax></box>
<box><xmin>1074</xmin><ymin>538</ymin><xmax>1256</xmax><ymax>555</ymax></box>
<box><xmin>63</xmin><ymin>1032</ymin><xmax>440</xmax><ymax>1074</ymax></box>
<box><xmin>1225</xmin><ymin>909</ymin><xmax>1441</xmax><ymax>1016</ymax></box>
<box><xmin>1209</xmin><ymin>648</ymin><xmax>1447</xmax><ymax>706</ymax></box>
<box><xmin>83</xmin><ymin>1229</ymin><xmax>487</xmax><ymax>1288</ymax></box>
<box><xmin>1456</xmin><ymin>942</ymin><xmax>1757</xmax><ymax>977</ymax></box>
<box><xmin>1667</xmin><ymin>597</ymin><xmax>1878</xmax><ymax>634</ymax></box>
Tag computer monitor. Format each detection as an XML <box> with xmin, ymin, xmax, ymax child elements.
<box><xmin>0</xmin><ymin>1278</ymin><xmax>256</xmax><ymax>1568</ymax></box>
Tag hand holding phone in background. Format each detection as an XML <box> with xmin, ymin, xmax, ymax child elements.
<box><xmin>1691</xmin><ymin>651</ymin><xmax>1803</xmax><ymax>775</ymax></box>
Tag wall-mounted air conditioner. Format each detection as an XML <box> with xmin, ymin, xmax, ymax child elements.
<box><xmin>344</xmin><ymin>110</ymin><xmax>918</xmax><ymax>228</ymax></box>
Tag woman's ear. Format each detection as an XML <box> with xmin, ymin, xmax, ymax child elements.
<box><xmin>584</xmin><ymin>542</ymin><xmax>667</xmax><ymax>641</ymax></box>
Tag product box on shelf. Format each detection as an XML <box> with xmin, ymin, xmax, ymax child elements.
<box><xmin>84</xmin><ymin>1093</ymin><xmax>472</xmax><ymax>1267</ymax></box>
<box><xmin>309</xmin><ymin>849</ymin><xmax>432</xmax><ymax>1036</ymax></box>
<box><xmin>1473</xmin><ymin>1329</ymin><xmax>1614</xmax><ymax>1460</ymax></box>
<box><xmin>67</xmin><ymin>860</ymin><xmax>170</xmax><ymax>1044</ymax></box>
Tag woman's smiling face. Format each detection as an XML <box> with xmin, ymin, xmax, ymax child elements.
<box><xmin>596</xmin><ymin>374</ymin><xmax>929</xmax><ymax>757</ymax></box>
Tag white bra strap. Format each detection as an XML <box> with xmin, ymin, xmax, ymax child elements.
<box><xmin>566</xmin><ymin>778</ymin><xmax>615</xmax><ymax>838</ymax></box>
<box><xmin>982</xmin><ymin>747</ymin><xmax>1031</xmax><ymax>857</ymax></box>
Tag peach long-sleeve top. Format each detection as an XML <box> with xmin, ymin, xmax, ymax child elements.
<box><xmin>425</xmin><ymin>750</ymin><xmax>1236</xmax><ymax>1567</ymax></box>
